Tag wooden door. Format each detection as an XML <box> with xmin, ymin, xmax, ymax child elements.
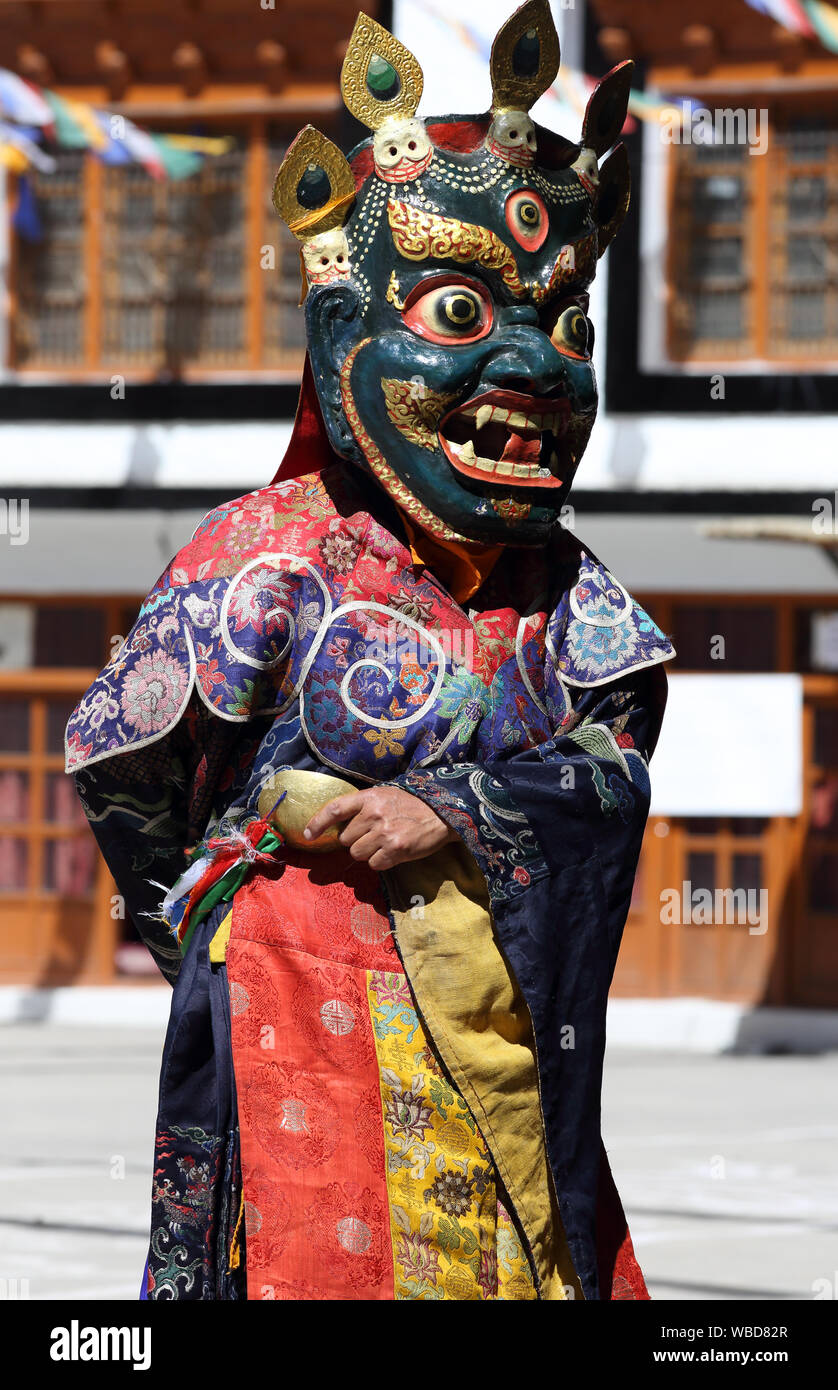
<box><xmin>0</xmin><ymin>670</ymin><xmax>117</xmax><ymax>985</ymax></box>
<box><xmin>612</xmin><ymin>817</ymin><xmax>673</xmax><ymax>996</ymax></box>
<box><xmin>613</xmin><ymin>813</ymin><xmax>787</xmax><ymax>1002</ymax></box>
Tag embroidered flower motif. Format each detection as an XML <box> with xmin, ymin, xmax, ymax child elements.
<box><xmin>424</xmin><ymin>1170</ymin><xmax>475</xmax><ymax>1217</ymax></box>
<box><xmin>512</xmin><ymin>866</ymin><xmax>531</xmax><ymax>886</ymax></box>
<box><xmin>318</xmin><ymin>531</ymin><xmax>360</xmax><ymax>575</ymax></box>
<box><xmin>371</xmin><ymin>972</ymin><xmax>413</xmax><ymax>1009</ymax></box>
<box><xmin>437</xmin><ymin>668</ymin><xmax>491</xmax><ymax>746</ymax></box>
<box><xmin>129</xmin><ymin>622</ymin><xmax>153</xmax><ymax>652</ymax></box>
<box><xmin>616</xmin><ymin>731</ymin><xmax>635</xmax><ymax>748</ymax></box>
<box><xmin>65</xmin><ymin>729</ymin><xmax>93</xmax><ymax>768</ymax></box>
<box><xmin>562</xmin><ymin>620</ymin><xmax>641</xmax><ymax>679</ymax></box>
<box><xmin>182</xmin><ymin>594</ymin><xmax>218</xmax><ymax>629</ymax></box>
<box><xmin>326</xmin><ymin>636</ymin><xmax>351</xmax><ymax>669</ymax></box>
<box><xmin>396</xmin><ymin>1230</ymin><xmax>440</xmax><ymax>1284</ymax></box>
<box><xmin>389</xmin><ymin>588</ymin><xmax>436</xmax><ymax>629</ymax></box>
<box><xmin>470</xmin><ymin>1163</ymin><xmax>490</xmax><ymax>1196</ymax></box>
<box><xmin>363</xmin><ymin>726</ymin><xmax>406</xmax><ymax>760</ymax></box>
<box><xmin>85</xmin><ymin>687</ymin><xmax>119</xmax><ymax>730</ymax></box>
<box><xmin>310</xmin><ymin>685</ymin><xmax>345</xmax><ymax>731</ymax></box>
<box><xmin>295</xmin><ymin>600</ymin><xmax>322</xmax><ymax>640</ymax></box>
<box><xmin>195</xmin><ymin>649</ymin><xmax>226</xmax><ymax>692</ymax></box>
<box><xmin>477</xmin><ymin>1247</ymin><xmax>499</xmax><ymax>1298</ymax></box>
<box><xmin>226</xmin><ymin>567</ymin><xmax>290</xmax><ymax>636</ymax></box>
<box><xmin>399</xmin><ymin>658</ymin><xmax>429</xmax><ymax>706</ymax></box>
<box><xmin>120</xmin><ymin>652</ymin><xmax>188</xmax><ymax>733</ymax></box>
<box><xmin>223</xmin><ymin>519</ymin><xmax>264</xmax><ymax>565</ymax></box>
<box><xmin>385</xmin><ymin>1089</ymin><xmax>435</xmax><ymax>1143</ymax></box>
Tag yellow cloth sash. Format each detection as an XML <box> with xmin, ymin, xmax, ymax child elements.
<box><xmin>385</xmin><ymin>844</ymin><xmax>583</xmax><ymax>1300</ymax></box>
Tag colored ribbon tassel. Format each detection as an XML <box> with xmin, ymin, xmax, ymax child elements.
<box><xmin>160</xmin><ymin>802</ymin><xmax>285</xmax><ymax>957</ymax></box>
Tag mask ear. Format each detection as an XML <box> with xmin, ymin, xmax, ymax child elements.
<box><xmin>582</xmin><ymin>59</ymin><xmax>634</xmax><ymax>155</ymax></box>
<box><xmin>595</xmin><ymin>142</ymin><xmax>631</xmax><ymax>257</ymax></box>
<box><xmin>304</xmin><ymin>282</ymin><xmax>365</xmax><ymax>462</ymax></box>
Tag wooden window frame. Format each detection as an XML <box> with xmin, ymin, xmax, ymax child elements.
<box><xmin>665</xmin><ymin>92</ymin><xmax>838</xmax><ymax>369</ymax></box>
<box><xmin>7</xmin><ymin>113</ymin><xmax>313</xmax><ymax>384</ymax></box>
<box><xmin>637</xmin><ymin>591</ymin><xmax>838</xmax><ymax>675</ymax></box>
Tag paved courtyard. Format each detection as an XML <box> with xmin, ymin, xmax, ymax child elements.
<box><xmin>1</xmin><ymin>1023</ymin><xmax>836</xmax><ymax>1301</ymax></box>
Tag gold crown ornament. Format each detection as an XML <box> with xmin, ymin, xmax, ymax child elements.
<box><xmin>340</xmin><ymin>12</ymin><xmax>431</xmax><ymax>183</ymax></box>
<box><xmin>271</xmin><ymin>5</ymin><xmax>636</xmax><ymax>296</ymax></box>
<box><xmin>271</xmin><ymin>125</ymin><xmax>357</xmax><ymax>296</ymax></box>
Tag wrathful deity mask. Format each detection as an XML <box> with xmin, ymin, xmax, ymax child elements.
<box><xmin>272</xmin><ymin>2</ymin><xmax>633</xmax><ymax>547</ymax></box>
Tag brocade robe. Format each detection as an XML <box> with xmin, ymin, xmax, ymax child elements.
<box><xmin>67</xmin><ymin>462</ymin><xmax>673</xmax><ymax>1300</ymax></box>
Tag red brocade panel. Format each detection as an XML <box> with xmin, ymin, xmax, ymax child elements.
<box><xmin>227</xmin><ymin>851</ymin><xmax>398</xmax><ymax>1300</ymax></box>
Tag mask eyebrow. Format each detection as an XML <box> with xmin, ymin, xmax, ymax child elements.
<box><xmin>388</xmin><ymin>198</ymin><xmax>596</xmax><ymax>306</ymax></box>
<box><xmin>388</xmin><ymin>199</ymin><xmax>524</xmax><ymax>298</ymax></box>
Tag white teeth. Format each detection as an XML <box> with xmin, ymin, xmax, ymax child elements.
<box><xmin>450</xmin><ymin>445</ymin><xmax>554</xmax><ymax>480</ymax></box>
<box><xmin>446</xmin><ymin>428</ymin><xmax>560</xmax><ymax>482</ymax></box>
<box><xmin>462</xmin><ymin>402</ymin><xmax>565</xmax><ymax>435</ymax></box>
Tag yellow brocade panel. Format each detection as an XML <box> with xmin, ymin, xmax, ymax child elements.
<box><xmin>385</xmin><ymin>846</ymin><xmax>582</xmax><ymax>1300</ymax></box>
<box><xmin>367</xmin><ymin>969</ymin><xmax>536</xmax><ymax>1301</ymax></box>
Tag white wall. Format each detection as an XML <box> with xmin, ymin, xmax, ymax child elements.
<box><xmin>650</xmin><ymin>674</ymin><xmax>803</xmax><ymax>817</ymax></box>
<box><xmin>1</xmin><ymin>412</ymin><xmax>835</xmax><ymax>494</ymax></box>
<box><xmin>0</xmin><ymin>421</ymin><xmax>290</xmax><ymax>491</ymax></box>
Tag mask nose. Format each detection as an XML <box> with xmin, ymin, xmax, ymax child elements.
<box><xmin>482</xmin><ymin>308</ymin><xmax>571</xmax><ymax>397</ymax></box>
<box><xmin>500</xmin><ymin>304</ymin><xmax>539</xmax><ymax>328</ymax></box>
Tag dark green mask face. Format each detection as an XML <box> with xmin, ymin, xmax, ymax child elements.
<box><xmin>274</xmin><ymin>7</ymin><xmax>633</xmax><ymax>547</ymax></box>
<box><xmin>307</xmin><ymin>137</ymin><xmax>615</xmax><ymax>546</ymax></box>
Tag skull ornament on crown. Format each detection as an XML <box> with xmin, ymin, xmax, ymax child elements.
<box><xmin>272</xmin><ymin>2</ymin><xmax>634</xmax><ymax>547</ymax></box>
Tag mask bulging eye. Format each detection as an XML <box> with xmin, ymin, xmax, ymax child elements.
<box><xmin>505</xmin><ymin>188</ymin><xmax>548</xmax><ymax>251</ymax></box>
<box><xmin>550</xmin><ymin>304</ymin><xmax>591</xmax><ymax>357</ymax></box>
<box><xmin>444</xmin><ymin>293</ymin><xmax>477</xmax><ymax>327</ymax></box>
<box><xmin>402</xmin><ymin>279</ymin><xmax>493</xmax><ymax>344</ymax></box>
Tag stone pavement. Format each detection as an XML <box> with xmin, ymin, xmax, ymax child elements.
<box><xmin>1</xmin><ymin>1023</ymin><xmax>835</xmax><ymax>1301</ymax></box>
<box><xmin>602</xmin><ymin>1047</ymin><xmax>838</xmax><ymax>1300</ymax></box>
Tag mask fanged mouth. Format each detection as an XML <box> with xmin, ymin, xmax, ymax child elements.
<box><xmin>438</xmin><ymin>389</ymin><xmax>570</xmax><ymax>490</ymax></box>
